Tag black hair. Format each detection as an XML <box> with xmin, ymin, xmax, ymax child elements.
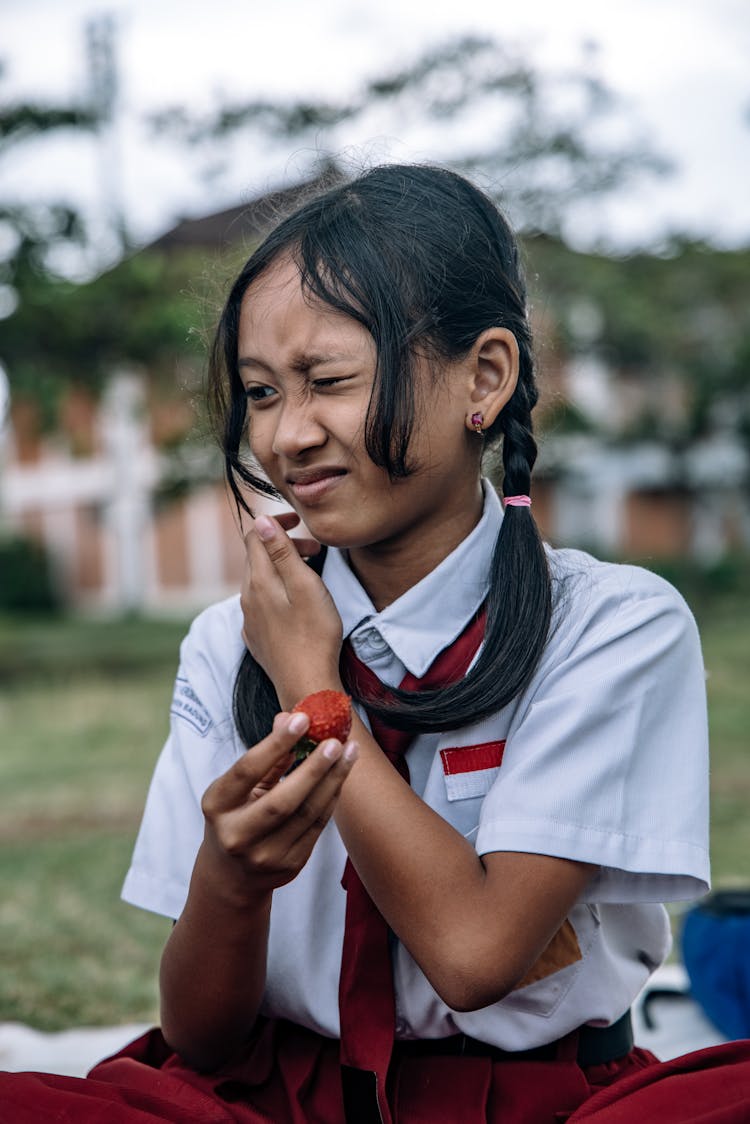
<box><xmin>207</xmin><ymin>164</ymin><xmax>551</xmax><ymax>745</ymax></box>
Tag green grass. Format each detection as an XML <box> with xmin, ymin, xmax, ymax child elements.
<box><xmin>700</xmin><ymin>594</ymin><xmax>750</xmax><ymax>882</ymax></box>
<box><xmin>0</xmin><ymin>581</ymin><xmax>748</xmax><ymax>1030</ymax></box>
<box><xmin>0</xmin><ymin>614</ymin><xmax>189</xmax><ymax>683</ymax></box>
<box><xmin>0</xmin><ymin>833</ymin><xmax>170</xmax><ymax>1030</ymax></box>
<box><xmin>0</xmin><ymin>616</ymin><xmax>184</xmax><ymax>1030</ymax></box>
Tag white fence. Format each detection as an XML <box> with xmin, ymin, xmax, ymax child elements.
<box><xmin>539</xmin><ymin>434</ymin><xmax>750</xmax><ymax>562</ymax></box>
<box><xmin>1</xmin><ymin>373</ymin><xmax>748</xmax><ymax>614</ymax></box>
<box><xmin>0</xmin><ymin>373</ymin><xmax>250</xmax><ymax>613</ymax></box>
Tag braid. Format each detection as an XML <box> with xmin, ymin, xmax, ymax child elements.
<box><xmin>350</xmin><ymin>324</ymin><xmax>552</xmax><ymax>734</ymax></box>
<box><xmin>326</xmin><ymin>334</ymin><xmax>552</xmax><ymax>735</ymax></box>
<box><xmin>499</xmin><ymin>381</ymin><xmax>538</xmax><ymax>498</ymax></box>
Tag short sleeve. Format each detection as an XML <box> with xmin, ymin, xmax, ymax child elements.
<box><xmin>475</xmin><ymin>564</ymin><xmax>710</xmax><ymax>903</ymax></box>
<box><xmin>121</xmin><ymin>596</ymin><xmax>246</xmax><ymax>920</ymax></box>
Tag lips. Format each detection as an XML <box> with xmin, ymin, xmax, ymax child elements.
<box><xmin>286</xmin><ymin>467</ymin><xmax>347</xmax><ymax>503</ymax></box>
<box><xmin>287</xmin><ymin>467</ymin><xmax>346</xmax><ymax>486</ymax></box>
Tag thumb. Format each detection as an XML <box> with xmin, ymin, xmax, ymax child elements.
<box><xmin>254</xmin><ymin>515</ymin><xmax>306</xmax><ymax>585</ymax></box>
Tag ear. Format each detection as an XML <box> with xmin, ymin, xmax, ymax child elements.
<box><xmin>466</xmin><ymin>328</ymin><xmax>519</xmax><ymax>430</ymax></box>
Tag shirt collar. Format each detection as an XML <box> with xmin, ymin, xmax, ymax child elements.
<box><xmin>322</xmin><ymin>481</ymin><xmax>503</xmax><ymax>678</ymax></box>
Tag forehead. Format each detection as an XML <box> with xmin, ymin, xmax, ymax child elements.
<box><xmin>238</xmin><ymin>255</ymin><xmax>373</xmax><ymax>366</ymax></box>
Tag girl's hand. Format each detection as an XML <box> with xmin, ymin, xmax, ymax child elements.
<box><xmin>259</xmin><ymin>509</ymin><xmax>321</xmax><ymax>561</ymax></box>
<box><xmin>240</xmin><ymin>512</ymin><xmax>344</xmax><ymax>707</ymax></box>
<box><xmin>200</xmin><ymin>710</ymin><xmax>357</xmax><ymax>904</ymax></box>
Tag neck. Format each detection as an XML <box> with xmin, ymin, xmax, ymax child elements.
<box><xmin>347</xmin><ymin>481</ymin><xmax>484</xmax><ymax>611</ymax></box>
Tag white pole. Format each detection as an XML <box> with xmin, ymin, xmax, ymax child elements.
<box><xmin>101</xmin><ymin>371</ymin><xmax>153</xmax><ymax>612</ymax></box>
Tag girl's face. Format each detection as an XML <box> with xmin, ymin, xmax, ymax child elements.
<box><xmin>237</xmin><ymin>256</ymin><xmax>484</xmax><ymax>559</ymax></box>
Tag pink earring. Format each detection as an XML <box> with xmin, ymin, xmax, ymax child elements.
<box><xmin>470</xmin><ymin>411</ymin><xmax>484</xmax><ymax>435</ymax></box>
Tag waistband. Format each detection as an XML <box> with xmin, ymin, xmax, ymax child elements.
<box><xmin>392</xmin><ymin>1009</ymin><xmax>634</xmax><ymax>1069</ymax></box>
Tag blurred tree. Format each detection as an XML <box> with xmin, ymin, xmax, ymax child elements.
<box><xmin>150</xmin><ymin>35</ymin><xmax>668</xmax><ymax>237</ymax></box>
<box><xmin>0</xmin><ymin>60</ymin><xmax>101</xmax><ymax>427</ymax></box>
<box><xmin>0</xmin><ymin>22</ymin><xmax>163</xmax><ymax>428</ymax></box>
<box><xmin>0</xmin><ymin>61</ymin><xmax>98</xmax><ymax>298</ymax></box>
<box><xmin>525</xmin><ymin>235</ymin><xmax>750</xmax><ymax>448</ymax></box>
<box><xmin>0</xmin><ymin>248</ymin><xmax>213</xmax><ymax>426</ymax></box>
<box><xmin>2</xmin><ymin>30</ymin><xmax>747</xmax><ymax>465</ymax></box>
<box><xmin>4</xmin><ymin>34</ymin><xmax>667</xmax><ymax>419</ymax></box>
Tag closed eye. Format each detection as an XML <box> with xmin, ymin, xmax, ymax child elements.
<box><xmin>312</xmin><ymin>376</ymin><xmax>352</xmax><ymax>390</ymax></box>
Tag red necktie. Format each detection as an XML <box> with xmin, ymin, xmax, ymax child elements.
<box><xmin>338</xmin><ymin>609</ymin><xmax>487</xmax><ymax>1124</ymax></box>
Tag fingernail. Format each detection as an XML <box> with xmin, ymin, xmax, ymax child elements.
<box><xmin>344</xmin><ymin>740</ymin><xmax>359</xmax><ymax>763</ymax></box>
<box><xmin>322</xmin><ymin>740</ymin><xmax>342</xmax><ymax>760</ymax></box>
<box><xmin>256</xmin><ymin>515</ymin><xmax>276</xmax><ymax>541</ymax></box>
<box><xmin>288</xmin><ymin>713</ymin><xmax>308</xmax><ymax>735</ymax></box>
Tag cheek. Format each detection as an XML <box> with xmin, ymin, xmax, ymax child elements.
<box><xmin>246</xmin><ymin>413</ymin><xmax>273</xmax><ymax>458</ymax></box>
<box><xmin>322</xmin><ymin>403</ymin><xmax>367</xmax><ymax>460</ymax></box>
<box><xmin>246</xmin><ymin>426</ymin><xmax>281</xmax><ymax>487</ymax></box>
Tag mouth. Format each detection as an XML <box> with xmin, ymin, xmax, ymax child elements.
<box><xmin>286</xmin><ymin>467</ymin><xmax>347</xmax><ymax>503</ymax></box>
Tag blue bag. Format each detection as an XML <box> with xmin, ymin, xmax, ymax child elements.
<box><xmin>682</xmin><ymin>889</ymin><xmax>750</xmax><ymax>1041</ymax></box>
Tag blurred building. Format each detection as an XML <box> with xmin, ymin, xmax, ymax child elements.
<box><xmin>1</xmin><ymin>172</ymin><xmax>748</xmax><ymax>612</ymax></box>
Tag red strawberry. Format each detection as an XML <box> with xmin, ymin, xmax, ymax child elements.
<box><xmin>290</xmin><ymin>690</ymin><xmax>352</xmax><ymax>760</ymax></box>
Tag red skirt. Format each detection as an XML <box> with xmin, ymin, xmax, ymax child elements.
<box><xmin>1</xmin><ymin>1020</ymin><xmax>750</xmax><ymax>1123</ymax></box>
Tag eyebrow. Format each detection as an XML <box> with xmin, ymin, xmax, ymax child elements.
<box><xmin>238</xmin><ymin>352</ymin><xmax>356</xmax><ymax>374</ymax></box>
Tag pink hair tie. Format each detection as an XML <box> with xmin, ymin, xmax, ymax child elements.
<box><xmin>504</xmin><ymin>495</ymin><xmax>531</xmax><ymax>508</ymax></box>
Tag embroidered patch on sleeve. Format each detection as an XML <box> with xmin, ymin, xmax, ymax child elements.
<box><xmin>440</xmin><ymin>741</ymin><xmax>506</xmax><ymax>800</ymax></box>
<box><xmin>170</xmin><ymin>677</ymin><xmax>213</xmax><ymax>736</ymax></box>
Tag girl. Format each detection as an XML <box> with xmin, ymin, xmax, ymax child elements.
<box><xmin>3</xmin><ymin>165</ymin><xmax>750</xmax><ymax>1122</ymax></box>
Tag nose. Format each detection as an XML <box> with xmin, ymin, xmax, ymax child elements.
<box><xmin>271</xmin><ymin>396</ymin><xmax>327</xmax><ymax>458</ymax></box>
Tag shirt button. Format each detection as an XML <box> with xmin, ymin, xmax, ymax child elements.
<box><xmin>395</xmin><ymin>1018</ymin><xmax>408</xmax><ymax>1036</ymax></box>
<box><xmin>368</xmin><ymin>631</ymin><xmax>388</xmax><ymax>652</ymax></box>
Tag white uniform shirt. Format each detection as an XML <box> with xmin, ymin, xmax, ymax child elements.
<box><xmin>122</xmin><ymin>485</ymin><xmax>710</xmax><ymax>1050</ymax></box>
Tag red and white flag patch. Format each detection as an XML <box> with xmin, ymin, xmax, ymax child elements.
<box><xmin>440</xmin><ymin>740</ymin><xmax>506</xmax><ymax>800</ymax></box>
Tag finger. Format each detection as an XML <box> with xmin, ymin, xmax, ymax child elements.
<box><xmin>292</xmin><ymin>537</ymin><xmax>322</xmax><ymax>559</ymax></box>
<box><xmin>253</xmin><ymin>515</ymin><xmax>314</xmax><ymax>595</ymax></box>
<box><xmin>249</xmin><ymin>738</ymin><xmax>358</xmax><ymax>838</ymax></box>
<box><xmin>203</xmin><ymin>711</ymin><xmax>309</xmax><ymax>813</ymax></box>
<box><xmin>280</xmin><ymin>743</ymin><xmax>358</xmax><ymax>847</ymax></box>
<box><xmin>272</xmin><ymin>511</ymin><xmax>321</xmax><ymax>559</ymax></box>
<box><xmin>244</xmin><ymin>523</ymin><xmax>289</xmax><ymax>600</ymax></box>
<box><xmin>273</xmin><ymin>511</ymin><xmax>301</xmax><ymax>532</ymax></box>
<box><xmin>240</xmin><ymin>530</ymin><xmax>255</xmax><ymax>615</ymax></box>
<box><xmin>241</xmin><ymin>526</ymin><xmax>292</xmax><ymax>628</ymax></box>
<box><xmin>216</xmin><ymin>741</ymin><xmax>357</xmax><ymax>875</ymax></box>
<box><xmin>281</xmin><ymin>790</ymin><xmax>343</xmax><ymax>867</ymax></box>
<box><xmin>250</xmin><ymin>737</ymin><xmax>302</xmax><ymax>796</ymax></box>
<box><xmin>244</xmin><ymin>520</ymin><xmax>301</xmax><ymax>566</ymax></box>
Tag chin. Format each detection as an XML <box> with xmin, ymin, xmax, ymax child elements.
<box><xmin>309</xmin><ymin>530</ymin><xmax>361</xmax><ymax>551</ymax></box>
<box><xmin>302</xmin><ymin>519</ymin><xmax>372</xmax><ymax>552</ymax></box>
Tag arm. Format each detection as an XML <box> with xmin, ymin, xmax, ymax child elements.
<box><xmin>159</xmin><ymin>710</ymin><xmax>357</xmax><ymax>1071</ymax></box>
<box><xmin>333</xmin><ymin>729</ymin><xmax>594</xmax><ymax>1011</ymax></box>
<box><xmin>243</xmin><ymin>518</ymin><xmax>595</xmax><ymax>1015</ymax></box>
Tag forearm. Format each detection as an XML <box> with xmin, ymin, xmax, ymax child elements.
<box><xmin>273</xmin><ymin>678</ymin><xmax>491</xmax><ymax>983</ymax></box>
<box><xmin>335</xmin><ymin>714</ymin><xmax>594</xmax><ymax>1011</ymax></box>
<box><xmin>333</xmin><ymin>721</ymin><xmax>489</xmax><ymax>1000</ymax></box>
<box><xmin>159</xmin><ymin>840</ymin><xmax>271</xmax><ymax>1071</ymax></box>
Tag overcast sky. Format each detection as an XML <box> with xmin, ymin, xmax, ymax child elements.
<box><xmin>2</xmin><ymin>0</ymin><xmax>750</xmax><ymax>263</ymax></box>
